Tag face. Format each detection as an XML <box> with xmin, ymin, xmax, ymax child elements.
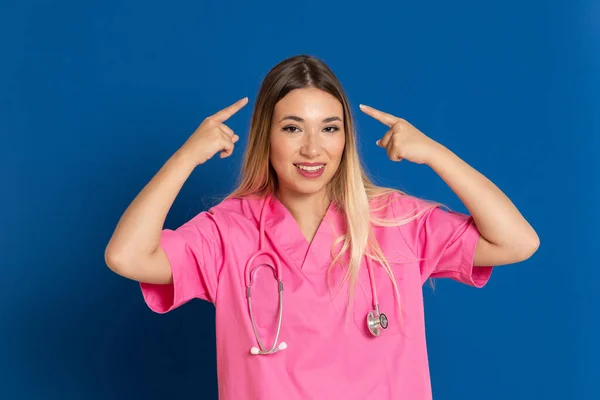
<box><xmin>269</xmin><ymin>87</ymin><xmax>346</xmax><ymax>199</ymax></box>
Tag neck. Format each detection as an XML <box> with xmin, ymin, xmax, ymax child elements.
<box><xmin>274</xmin><ymin>188</ymin><xmax>331</xmax><ymax>222</ymax></box>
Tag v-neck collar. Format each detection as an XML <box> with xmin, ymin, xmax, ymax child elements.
<box><xmin>248</xmin><ymin>194</ymin><xmax>344</xmax><ymax>271</ymax></box>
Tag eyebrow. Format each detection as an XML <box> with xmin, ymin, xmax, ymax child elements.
<box><xmin>278</xmin><ymin>115</ymin><xmax>342</xmax><ymax>124</ymax></box>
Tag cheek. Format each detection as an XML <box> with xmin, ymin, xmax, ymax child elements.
<box><xmin>327</xmin><ymin>136</ymin><xmax>346</xmax><ymax>163</ymax></box>
<box><xmin>269</xmin><ymin>136</ymin><xmax>283</xmax><ymax>163</ymax></box>
<box><xmin>269</xmin><ymin>137</ymin><xmax>293</xmax><ymax>170</ymax></box>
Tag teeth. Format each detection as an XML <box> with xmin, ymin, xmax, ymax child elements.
<box><xmin>296</xmin><ymin>164</ymin><xmax>324</xmax><ymax>172</ymax></box>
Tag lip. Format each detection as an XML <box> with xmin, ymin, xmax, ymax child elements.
<box><xmin>294</xmin><ymin>162</ymin><xmax>326</xmax><ymax>179</ymax></box>
<box><xmin>293</xmin><ymin>162</ymin><xmax>326</xmax><ymax>166</ymax></box>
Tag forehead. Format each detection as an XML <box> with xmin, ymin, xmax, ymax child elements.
<box><xmin>273</xmin><ymin>88</ymin><xmax>344</xmax><ymax>120</ymax></box>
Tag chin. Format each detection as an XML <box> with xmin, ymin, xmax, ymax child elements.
<box><xmin>289</xmin><ymin>183</ymin><xmax>326</xmax><ymax>196</ymax></box>
<box><xmin>280</xmin><ymin>178</ymin><xmax>329</xmax><ymax>197</ymax></box>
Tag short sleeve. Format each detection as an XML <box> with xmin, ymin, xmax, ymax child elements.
<box><xmin>415</xmin><ymin>205</ymin><xmax>493</xmax><ymax>287</ymax></box>
<box><xmin>139</xmin><ymin>211</ymin><xmax>225</xmax><ymax>313</ymax></box>
<box><xmin>390</xmin><ymin>193</ymin><xmax>494</xmax><ymax>287</ymax></box>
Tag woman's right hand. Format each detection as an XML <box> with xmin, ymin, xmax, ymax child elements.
<box><xmin>179</xmin><ymin>96</ymin><xmax>249</xmax><ymax>166</ymax></box>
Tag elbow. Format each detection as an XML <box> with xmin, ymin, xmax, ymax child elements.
<box><xmin>516</xmin><ymin>234</ymin><xmax>540</xmax><ymax>262</ymax></box>
<box><xmin>104</xmin><ymin>244</ymin><xmax>132</xmax><ymax>275</ymax></box>
<box><xmin>104</xmin><ymin>242</ymin><xmax>162</xmax><ymax>281</ymax></box>
<box><xmin>104</xmin><ymin>246</ymin><xmax>121</xmax><ymax>273</ymax></box>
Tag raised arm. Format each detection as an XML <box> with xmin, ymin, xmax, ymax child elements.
<box><xmin>104</xmin><ymin>97</ymin><xmax>248</xmax><ymax>284</ymax></box>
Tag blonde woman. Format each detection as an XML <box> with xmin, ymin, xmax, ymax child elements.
<box><xmin>105</xmin><ymin>54</ymin><xmax>539</xmax><ymax>400</ymax></box>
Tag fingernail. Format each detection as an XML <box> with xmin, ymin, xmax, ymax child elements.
<box><xmin>376</xmin><ymin>140</ymin><xmax>380</xmax><ymax>146</ymax></box>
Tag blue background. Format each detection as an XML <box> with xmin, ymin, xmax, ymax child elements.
<box><xmin>2</xmin><ymin>0</ymin><xmax>598</xmax><ymax>399</ymax></box>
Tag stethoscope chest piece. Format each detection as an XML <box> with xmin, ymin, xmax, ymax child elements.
<box><xmin>367</xmin><ymin>309</ymin><xmax>388</xmax><ymax>336</ymax></box>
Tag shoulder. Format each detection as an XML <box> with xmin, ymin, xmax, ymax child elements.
<box><xmin>194</xmin><ymin>196</ymin><xmax>259</xmax><ymax>226</ymax></box>
<box><xmin>369</xmin><ymin>190</ymin><xmax>441</xmax><ymax>221</ymax></box>
<box><xmin>174</xmin><ymin>196</ymin><xmax>258</xmax><ymax>239</ymax></box>
<box><xmin>189</xmin><ymin>195</ymin><xmax>268</xmax><ymax>235</ymax></box>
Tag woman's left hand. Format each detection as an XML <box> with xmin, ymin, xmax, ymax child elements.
<box><xmin>359</xmin><ymin>104</ymin><xmax>442</xmax><ymax>164</ymax></box>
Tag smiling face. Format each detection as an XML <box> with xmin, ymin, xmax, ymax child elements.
<box><xmin>269</xmin><ymin>87</ymin><xmax>346</xmax><ymax>200</ymax></box>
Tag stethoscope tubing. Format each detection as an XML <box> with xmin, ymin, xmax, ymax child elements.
<box><xmin>245</xmin><ymin>194</ymin><xmax>387</xmax><ymax>355</ymax></box>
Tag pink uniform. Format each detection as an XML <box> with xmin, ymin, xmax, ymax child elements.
<box><xmin>140</xmin><ymin>191</ymin><xmax>494</xmax><ymax>399</ymax></box>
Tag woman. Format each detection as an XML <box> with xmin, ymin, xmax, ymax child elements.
<box><xmin>105</xmin><ymin>54</ymin><xmax>539</xmax><ymax>399</ymax></box>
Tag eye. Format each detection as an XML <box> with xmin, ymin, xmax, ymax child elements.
<box><xmin>282</xmin><ymin>125</ymin><xmax>341</xmax><ymax>134</ymax></box>
<box><xmin>282</xmin><ymin>125</ymin><xmax>300</xmax><ymax>133</ymax></box>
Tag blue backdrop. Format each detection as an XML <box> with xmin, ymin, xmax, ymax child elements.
<box><xmin>2</xmin><ymin>0</ymin><xmax>598</xmax><ymax>399</ymax></box>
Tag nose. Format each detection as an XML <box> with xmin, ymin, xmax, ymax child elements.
<box><xmin>299</xmin><ymin>130</ymin><xmax>321</xmax><ymax>158</ymax></box>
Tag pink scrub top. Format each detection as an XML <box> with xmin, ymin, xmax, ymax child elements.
<box><xmin>139</xmin><ymin>192</ymin><xmax>494</xmax><ymax>400</ymax></box>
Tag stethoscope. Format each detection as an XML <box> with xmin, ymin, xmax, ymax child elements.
<box><xmin>245</xmin><ymin>195</ymin><xmax>388</xmax><ymax>356</ymax></box>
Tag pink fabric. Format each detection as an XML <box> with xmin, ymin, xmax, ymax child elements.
<box><xmin>140</xmin><ymin>192</ymin><xmax>494</xmax><ymax>399</ymax></box>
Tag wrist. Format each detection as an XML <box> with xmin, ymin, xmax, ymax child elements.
<box><xmin>425</xmin><ymin>141</ymin><xmax>452</xmax><ymax>168</ymax></box>
<box><xmin>171</xmin><ymin>149</ymin><xmax>199</xmax><ymax>171</ymax></box>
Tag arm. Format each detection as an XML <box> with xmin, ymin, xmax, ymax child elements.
<box><xmin>104</xmin><ymin>96</ymin><xmax>248</xmax><ymax>284</ymax></box>
<box><xmin>358</xmin><ymin>103</ymin><xmax>539</xmax><ymax>268</ymax></box>
<box><xmin>104</xmin><ymin>151</ymin><xmax>197</xmax><ymax>284</ymax></box>
<box><xmin>426</xmin><ymin>143</ymin><xmax>540</xmax><ymax>266</ymax></box>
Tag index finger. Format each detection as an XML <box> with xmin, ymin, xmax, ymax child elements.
<box><xmin>211</xmin><ymin>97</ymin><xmax>249</xmax><ymax>123</ymax></box>
<box><xmin>359</xmin><ymin>104</ymin><xmax>399</xmax><ymax>127</ymax></box>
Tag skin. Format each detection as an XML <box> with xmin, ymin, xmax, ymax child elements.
<box><xmin>359</xmin><ymin>104</ymin><xmax>540</xmax><ymax>266</ymax></box>
<box><xmin>269</xmin><ymin>88</ymin><xmax>346</xmax><ymax>243</ymax></box>
<box><xmin>268</xmin><ymin>88</ymin><xmax>540</xmax><ymax>265</ymax></box>
<box><xmin>104</xmin><ymin>98</ymin><xmax>249</xmax><ymax>284</ymax></box>
<box><xmin>105</xmin><ymin>90</ymin><xmax>540</xmax><ymax>286</ymax></box>
<box><xmin>270</xmin><ymin>88</ymin><xmax>540</xmax><ymax>267</ymax></box>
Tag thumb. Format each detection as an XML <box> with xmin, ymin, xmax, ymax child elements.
<box><xmin>377</xmin><ymin>130</ymin><xmax>393</xmax><ymax>148</ymax></box>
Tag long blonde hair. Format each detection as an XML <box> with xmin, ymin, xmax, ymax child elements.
<box><xmin>224</xmin><ymin>54</ymin><xmax>441</xmax><ymax>321</ymax></box>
